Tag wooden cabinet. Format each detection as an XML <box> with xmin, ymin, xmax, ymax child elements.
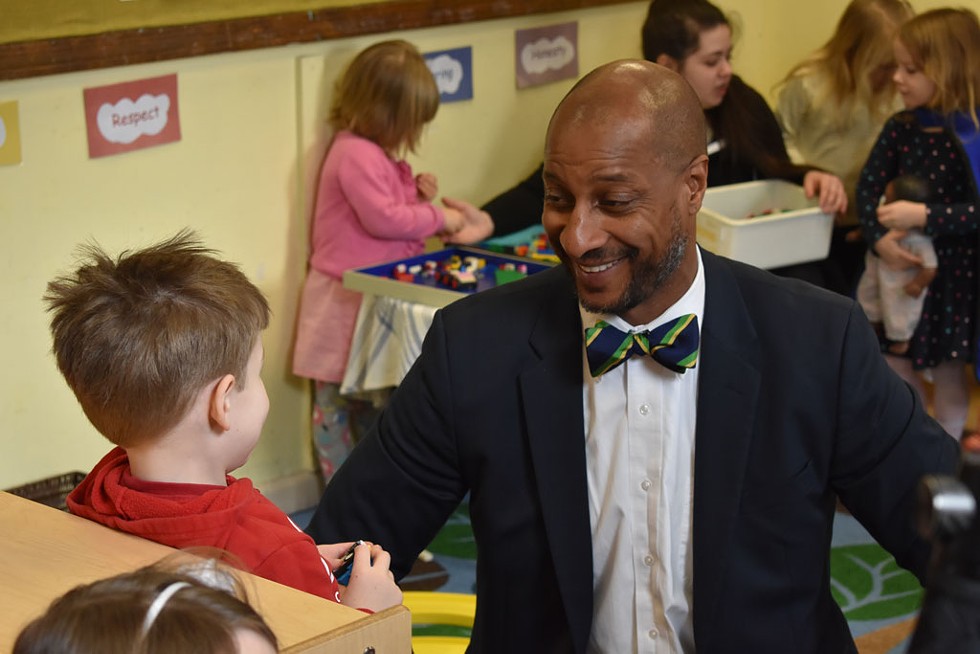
<box><xmin>0</xmin><ymin>492</ymin><xmax>411</xmax><ymax>653</ymax></box>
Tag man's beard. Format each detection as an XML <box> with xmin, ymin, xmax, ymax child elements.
<box><xmin>563</xmin><ymin>206</ymin><xmax>689</xmax><ymax>317</ymax></box>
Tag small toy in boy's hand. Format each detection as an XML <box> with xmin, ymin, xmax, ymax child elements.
<box><xmin>334</xmin><ymin>540</ymin><xmax>366</xmax><ymax>585</ymax></box>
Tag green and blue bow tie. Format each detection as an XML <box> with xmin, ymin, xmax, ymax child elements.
<box><xmin>584</xmin><ymin>313</ymin><xmax>699</xmax><ymax>378</ymax></box>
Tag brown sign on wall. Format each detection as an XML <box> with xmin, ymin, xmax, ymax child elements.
<box><xmin>514</xmin><ymin>22</ymin><xmax>578</xmax><ymax>89</ymax></box>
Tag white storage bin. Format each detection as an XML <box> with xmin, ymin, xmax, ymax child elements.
<box><xmin>696</xmin><ymin>180</ymin><xmax>834</xmax><ymax>269</ymax></box>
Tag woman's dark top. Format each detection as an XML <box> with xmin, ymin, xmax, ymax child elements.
<box><xmin>482</xmin><ymin>76</ymin><xmax>815</xmax><ymax>237</ymax></box>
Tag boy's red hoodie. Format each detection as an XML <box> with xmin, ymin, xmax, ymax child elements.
<box><xmin>67</xmin><ymin>447</ymin><xmax>341</xmax><ymax>603</ymax></box>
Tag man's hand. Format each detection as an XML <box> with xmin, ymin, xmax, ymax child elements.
<box><xmin>440</xmin><ymin>196</ymin><xmax>494</xmax><ymax>244</ymax></box>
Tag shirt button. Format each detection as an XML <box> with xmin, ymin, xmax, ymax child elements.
<box><xmin>649</xmin><ymin>629</ymin><xmax>659</xmax><ymax>639</ymax></box>
<box><xmin>640</xmin><ymin>479</ymin><xmax>651</xmax><ymax>491</ymax></box>
<box><xmin>639</xmin><ymin>403</ymin><xmax>650</xmax><ymax>415</ymax></box>
<box><xmin>644</xmin><ymin>555</ymin><xmax>654</xmax><ymax>566</ymax></box>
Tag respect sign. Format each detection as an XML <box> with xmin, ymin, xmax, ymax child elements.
<box><xmin>84</xmin><ymin>74</ymin><xmax>181</xmax><ymax>158</ymax></box>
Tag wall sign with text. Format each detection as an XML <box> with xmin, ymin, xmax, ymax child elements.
<box><xmin>83</xmin><ymin>74</ymin><xmax>181</xmax><ymax>159</ymax></box>
<box><xmin>424</xmin><ymin>47</ymin><xmax>473</xmax><ymax>103</ymax></box>
<box><xmin>515</xmin><ymin>22</ymin><xmax>579</xmax><ymax>89</ymax></box>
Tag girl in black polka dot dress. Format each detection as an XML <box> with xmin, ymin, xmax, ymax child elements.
<box><xmin>857</xmin><ymin>8</ymin><xmax>980</xmax><ymax>440</ymax></box>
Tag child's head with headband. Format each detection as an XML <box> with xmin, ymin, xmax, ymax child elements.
<box><xmin>13</xmin><ymin>557</ymin><xmax>278</xmax><ymax>654</ymax></box>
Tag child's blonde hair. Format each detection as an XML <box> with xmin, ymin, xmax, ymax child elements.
<box><xmin>44</xmin><ymin>230</ymin><xmax>270</xmax><ymax>448</ymax></box>
<box><xmin>329</xmin><ymin>39</ymin><xmax>439</xmax><ymax>155</ymax></box>
<box><xmin>898</xmin><ymin>7</ymin><xmax>980</xmax><ymax>126</ymax></box>
<box><xmin>780</xmin><ymin>0</ymin><xmax>914</xmax><ymax>123</ymax></box>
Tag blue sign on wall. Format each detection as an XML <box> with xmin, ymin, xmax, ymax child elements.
<box><xmin>424</xmin><ymin>47</ymin><xmax>473</xmax><ymax>103</ymax></box>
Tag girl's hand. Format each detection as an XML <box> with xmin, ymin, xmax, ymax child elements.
<box><xmin>338</xmin><ymin>542</ymin><xmax>403</xmax><ymax>612</ymax></box>
<box><xmin>874</xmin><ymin>229</ymin><xmax>923</xmax><ymax>270</ymax></box>
<box><xmin>803</xmin><ymin>171</ymin><xmax>848</xmax><ymax>215</ymax></box>
<box><xmin>877</xmin><ymin>200</ymin><xmax>927</xmax><ymax>231</ymax></box>
<box><xmin>416</xmin><ymin>173</ymin><xmax>438</xmax><ymax>202</ymax></box>
<box><xmin>440</xmin><ymin>197</ymin><xmax>494</xmax><ymax>244</ymax></box>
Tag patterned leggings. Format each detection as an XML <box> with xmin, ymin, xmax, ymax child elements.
<box><xmin>312</xmin><ymin>382</ymin><xmax>390</xmax><ymax>483</ymax></box>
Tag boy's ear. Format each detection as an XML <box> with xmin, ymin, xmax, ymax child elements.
<box><xmin>209</xmin><ymin>374</ymin><xmax>236</xmax><ymax>432</ymax></box>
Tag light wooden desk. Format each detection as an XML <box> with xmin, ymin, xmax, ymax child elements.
<box><xmin>0</xmin><ymin>491</ymin><xmax>410</xmax><ymax>653</ymax></box>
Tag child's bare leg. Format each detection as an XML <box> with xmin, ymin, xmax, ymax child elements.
<box><xmin>887</xmin><ymin>340</ymin><xmax>910</xmax><ymax>355</ymax></box>
<box><xmin>930</xmin><ymin>361</ymin><xmax>969</xmax><ymax>440</ymax></box>
<box><xmin>883</xmin><ymin>354</ymin><xmax>928</xmax><ymax>402</ymax></box>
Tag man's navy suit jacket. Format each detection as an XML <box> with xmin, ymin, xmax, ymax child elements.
<box><xmin>308</xmin><ymin>249</ymin><xmax>959</xmax><ymax>653</ymax></box>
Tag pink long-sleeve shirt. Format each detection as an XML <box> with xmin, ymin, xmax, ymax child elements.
<box><xmin>292</xmin><ymin>130</ymin><xmax>445</xmax><ymax>382</ymax></box>
<box><xmin>308</xmin><ymin>130</ymin><xmax>445</xmax><ymax>278</ymax></box>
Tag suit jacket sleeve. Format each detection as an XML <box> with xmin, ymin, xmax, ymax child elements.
<box><xmin>831</xmin><ymin>301</ymin><xmax>956</xmax><ymax>579</ymax></box>
<box><xmin>305</xmin><ymin>307</ymin><xmax>469</xmax><ymax>579</ymax></box>
<box><xmin>692</xmin><ymin>254</ymin><xmax>960</xmax><ymax>652</ymax></box>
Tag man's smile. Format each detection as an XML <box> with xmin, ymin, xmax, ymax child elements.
<box><xmin>578</xmin><ymin>256</ymin><xmax>627</xmax><ymax>274</ymax></box>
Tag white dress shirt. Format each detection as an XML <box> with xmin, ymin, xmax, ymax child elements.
<box><xmin>583</xmin><ymin>247</ymin><xmax>705</xmax><ymax>653</ymax></box>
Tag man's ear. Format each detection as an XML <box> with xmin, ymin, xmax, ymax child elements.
<box><xmin>683</xmin><ymin>155</ymin><xmax>709</xmax><ymax>215</ymax></box>
<box><xmin>655</xmin><ymin>54</ymin><xmax>680</xmax><ymax>72</ymax></box>
<box><xmin>209</xmin><ymin>374</ymin><xmax>236</xmax><ymax>432</ymax></box>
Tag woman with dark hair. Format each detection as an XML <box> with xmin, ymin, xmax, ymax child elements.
<box><xmin>641</xmin><ymin>0</ymin><xmax>839</xmax><ymax>194</ymax></box>
<box><xmin>483</xmin><ymin>0</ymin><xmax>847</xmax><ymax>287</ymax></box>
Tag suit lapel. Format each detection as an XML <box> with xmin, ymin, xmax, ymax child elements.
<box><xmin>692</xmin><ymin>252</ymin><xmax>762</xmax><ymax>649</ymax></box>
<box><xmin>520</xmin><ymin>270</ymin><xmax>594</xmax><ymax>653</ymax></box>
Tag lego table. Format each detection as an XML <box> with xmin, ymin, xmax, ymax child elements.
<box><xmin>340</xmin><ymin>234</ymin><xmax>550</xmax><ymax>395</ymax></box>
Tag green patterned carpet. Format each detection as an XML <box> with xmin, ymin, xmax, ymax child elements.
<box><xmin>398</xmin><ymin>504</ymin><xmax>922</xmax><ymax>652</ymax></box>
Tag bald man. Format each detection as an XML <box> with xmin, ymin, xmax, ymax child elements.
<box><xmin>308</xmin><ymin>61</ymin><xmax>958</xmax><ymax>653</ymax></box>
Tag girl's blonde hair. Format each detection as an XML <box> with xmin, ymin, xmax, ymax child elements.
<box><xmin>780</xmin><ymin>0</ymin><xmax>914</xmax><ymax>123</ymax></box>
<box><xmin>898</xmin><ymin>7</ymin><xmax>980</xmax><ymax>126</ymax></box>
<box><xmin>329</xmin><ymin>39</ymin><xmax>439</xmax><ymax>155</ymax></box>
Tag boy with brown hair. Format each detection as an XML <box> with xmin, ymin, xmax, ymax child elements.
<box><xmin>45</xmin><ymin>230</ymin><xmax>401</xmax><ymax>613</ymax></box>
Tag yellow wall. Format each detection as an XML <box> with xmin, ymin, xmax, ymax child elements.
<box><xmin>0</xmin><ymin>0</ymin><xmax>953</xmax><ymax>493</ymax></box>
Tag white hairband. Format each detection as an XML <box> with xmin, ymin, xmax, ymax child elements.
<box><xmin>141</xmin><ymin>581</ymin><xmax>191</xmax><ymax>635</ymax></box>
<box><xmin>179</xmin><ymin>558</ymin><xmax>236</xmax><ymax>594</ymax></box>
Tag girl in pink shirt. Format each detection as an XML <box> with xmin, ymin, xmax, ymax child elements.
<box><xmin>292</xmin><ymin>40</ymin><xmax>491</xmax><ymax>481</ymax></box>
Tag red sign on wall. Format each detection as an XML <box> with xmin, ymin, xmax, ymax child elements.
<box><xmin>83</xmin><ymin>74</ymin><xmax>181</xmax><ymax>159</ymax></box>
